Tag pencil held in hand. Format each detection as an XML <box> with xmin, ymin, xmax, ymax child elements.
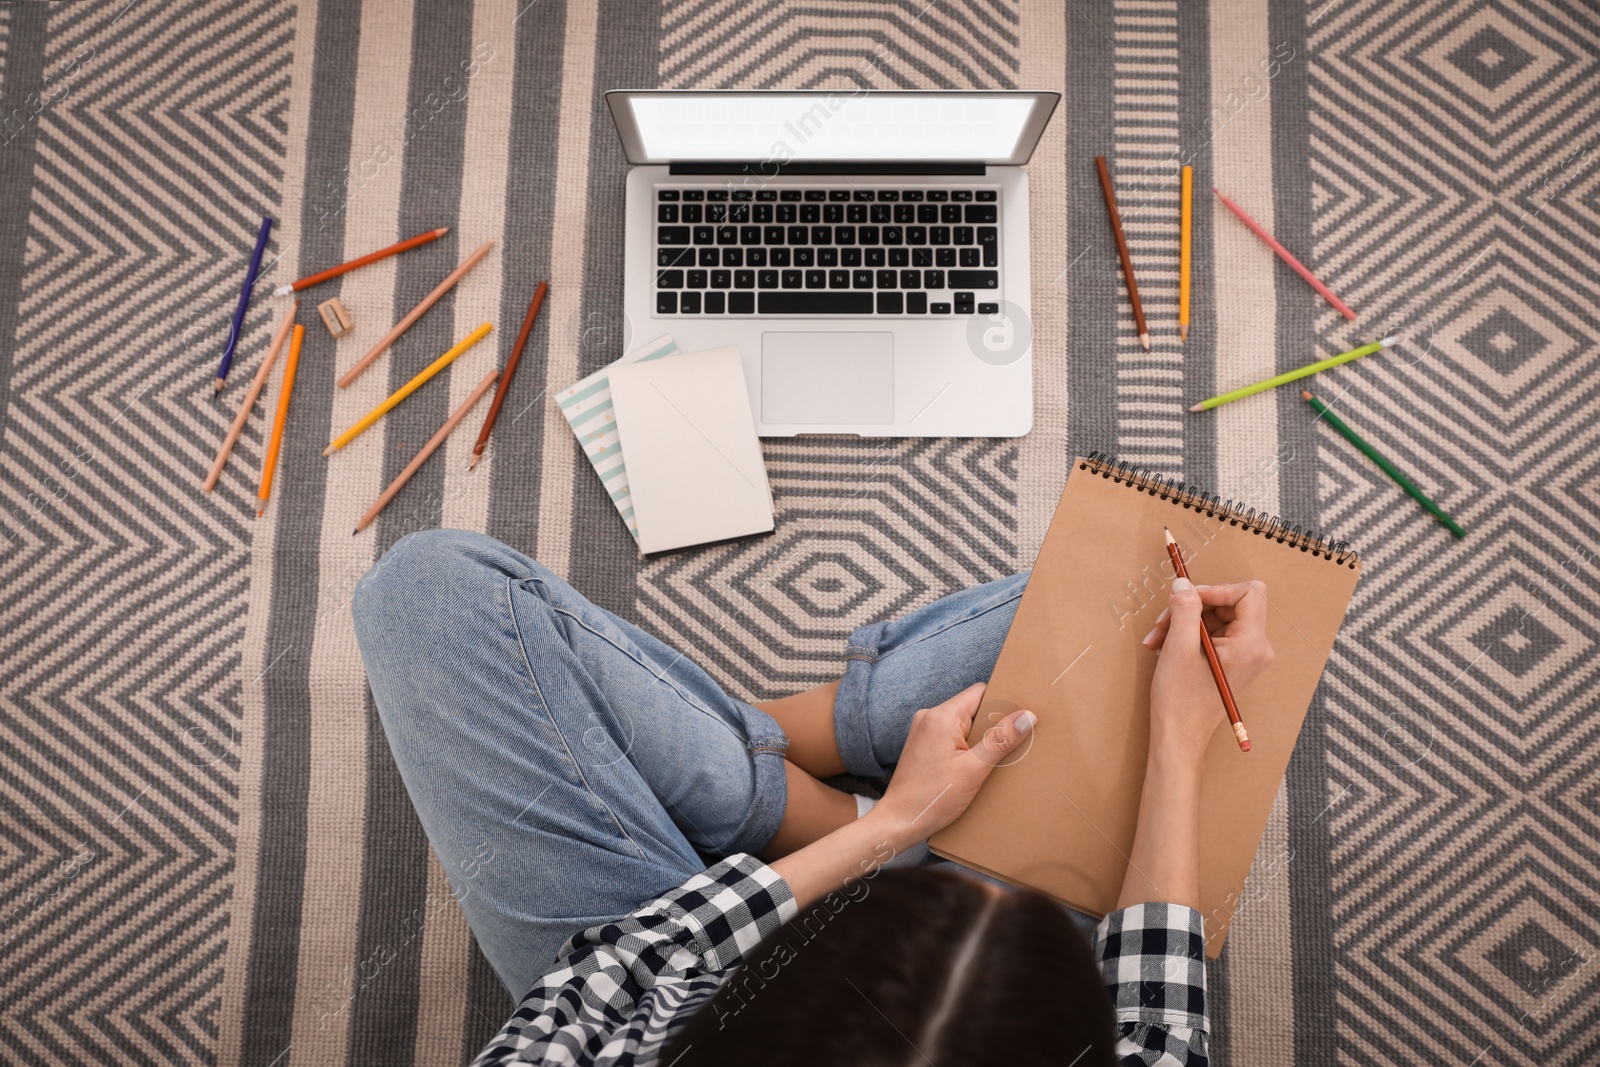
<box><xmin>1163</xmin><ymin>527</ymin><xmax>1251</xmax><ymax>753</ymax></box>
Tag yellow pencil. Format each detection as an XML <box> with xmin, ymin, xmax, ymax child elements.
<box><xmin>323</xmin><ymin>322</ymin><xmax>492</xmax><ymax>455</ymax></box>
<box><xmin>1179</xmin><ymin>165</ymin><xmax>1192</xmax><ymax>343</ymax></box>
<box><xmin>257</xmin><ymin>324</ymin><xmax>305</xmax><ymax>517</ymax></box>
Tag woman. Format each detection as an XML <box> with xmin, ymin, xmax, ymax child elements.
<box><xmin>352</xmin><ymin>529</ymin><xmax>1273</xmax><ymax>1066</ymax></box>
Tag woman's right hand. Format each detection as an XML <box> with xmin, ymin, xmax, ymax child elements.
<box><xmin>1142</xmin><ymin>578</ymin><xmax>1274</xmax><ymax>758</ymax></box>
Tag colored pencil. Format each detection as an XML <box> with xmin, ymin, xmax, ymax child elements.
<box><xmin>1188</xmin><ymin>336</ymin><xmax>1397</xmax><ymax>412</ymax></box>
<box><xmin>1179</xmin><ymin>166</ymin><xmax>1192</xmax><ymax>343</ymax></box>
<box><xmin>205</xmin><ymin>300</ymin><xmax>298</xmax><ymax>491</ymax></box>
<box><xmin>323</xmin><ymin>322</ymin><xmax>492</xmax><ymax>455</ymax></box>
<box><xmin>1302</xmin><ymin>390</ymin><xmax>1466</xmax><ymax>539</ymax></box>
<box><xmin>338</xmin><ymin>240</ymin><xmax>495</xmax><ymax>389</ymax></box>
<box><xmin>1214</xmin><ymin>188</ymin><xmax>1356</xmax><ymax>321</ymax></box>
<box><xmin>257</xmin><ymin>324</ymin><xmax>305</xmax><ymax>518</ymax></box>
<box><xmin>272</xmin><ymin>227</ymin><xmax>449</xmax><ymax>297</ymax></box>
<box><xmin>468</xmin><ymin>281</ymin><xmax>548</xmax><ymax>471</ymax></box>
<box><xmin>1095</xmin><ymin>156</ymin><xmax>1150</xmax><ymax>352</ymax></box>
<box><xmin>217</xmin><ymin>216</ymin><xmax>273</xmax><ymax>391</ymax></box>
<box><xmin>355</xmin><ymin>367</ymin><xmax>501</xmax><ymax>534</ymax></box>
<box><xmin>1164</xmin><ymin>527</ymin><xmax>1251</xmax><ymax>753</ymax></box>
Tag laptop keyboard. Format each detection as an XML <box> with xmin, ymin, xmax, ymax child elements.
<box><xmin>654</xmin><ymin>187</ymin><xmax>1000</xmax><ymax>317</ymax></box>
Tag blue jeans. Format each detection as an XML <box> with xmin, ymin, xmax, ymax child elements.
<box><xmin>352</xmin><ymin>529</ymin><xmax>1041</xmax><ymax>1001</ymax></box>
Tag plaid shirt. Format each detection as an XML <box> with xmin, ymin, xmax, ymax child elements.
<box><xmin>472</xmin><ymin>854</ymin><xmax>1209</xmax><ymax>1066</ymax></box>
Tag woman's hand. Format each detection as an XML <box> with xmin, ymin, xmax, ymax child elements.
<box><xmin>1143</xmin><ymin>578</ymin><xmax>1275</xmax><ymax>759</ymax></box>
<box><xmin>871</xmin><ymin>683</ymin><xmax>1035</xmax><ymax>845</ymax></box>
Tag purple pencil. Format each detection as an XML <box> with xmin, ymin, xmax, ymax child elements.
<box><xmin>216</xmin><ymin>216</ymin><xmax>273</xmax><ymax>392</ymax></box>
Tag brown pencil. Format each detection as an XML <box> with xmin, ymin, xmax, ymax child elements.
<box><xmin>354</xmin><ymin>367</ymin><xmax>500</xmax><ymax>534</ymax></box>
<box><xmin>272</xmin><ymin>227</ymin><xmax>449</xmax><ymax>296</ymax></box>
<box><xmin>205</xmin><ymin>300</ymin><xmax>297</xmax><ymax>491</ymax></box>
<box><xmin>337</xmin><ymin>239</ymin><xmax>495</xmax><ymax>389</ymax></box>
<box><xmin>1163</xmin><ymin>527</ymin><xmax>1250</xmax><ymax>752</ymax></box>
<box><xmin>1095</xmin><ymin>156</ymin><xmax>1151</xmax><ymax>352</ymax></box>
<box><xmin>468</xmin><ymin>280</ymin><xmax>548</xmax><ymax>471</ymax></box>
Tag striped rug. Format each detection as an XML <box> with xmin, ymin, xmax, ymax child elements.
<box><xmin>2</xmin><ymin>1</ymin><xmax>1597</xmax><ymax>1064</ymax></box>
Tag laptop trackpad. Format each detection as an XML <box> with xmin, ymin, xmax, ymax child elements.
<box><xmin>761</xmin><ymin>332</ymin><xmax>894</xmax><ymax>425</ymax></box>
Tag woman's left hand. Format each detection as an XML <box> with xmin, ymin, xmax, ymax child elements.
<box><xmin>873</xmin><ymin>683</ymin><xmax>1035</xmax><ymax>843</ymax></box>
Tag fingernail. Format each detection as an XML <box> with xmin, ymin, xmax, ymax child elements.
<box><xmin>1142</xmin><ymin>628</ymin><xmax>1158</xmax><ymax>647</ymax></box>
<box><xmin>1157</xmin><ymin>608</ymin><xmax>1169</xmax><ymax>624</ymax></box>
<box><xmin>1015</xmin><ymin>710</ymin><xmax>1037</xmax><ymax>735</ymax></box>
<box><xmin>1173</xmin><ymin>577</ymin><xmax>1193</xmax><ymax>592</ymax></box>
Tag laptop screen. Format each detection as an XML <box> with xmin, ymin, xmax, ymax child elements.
<box><xmin>607</xmin><ymin>91</ymin><xmax>1058</xmax><ymax>166</ymax></box>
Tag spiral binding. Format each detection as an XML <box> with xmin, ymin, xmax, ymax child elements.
<box><xmin>1081</xmin><ymin>452</ymin><xmax>1361</xmax><ymax>568</ymax></box>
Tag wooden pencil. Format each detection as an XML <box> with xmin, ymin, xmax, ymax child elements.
<box><xmin>257</xmin><ymin>324</ymin><xmax>305</xmax><ymax>518</ymax></box>
<box><xmin>217</xmin><ymin>216</ymin><xmax>273</xmax><ymax>391</ymax></box>
<box><xmin>272</xmin><ymin>227</ymin><xmax>449</xmax><ymax>297</ymax></box>
<box><xmin>1164</xmin><ymin>527</ymin><xmax>1251</xmax><ymax>753</ymax></box>
<box><xmin>1214</xmin><ymin>188</ymin><xmax>1356</xmax><ymax>321</ymax></box>
<box><xmin>1188</xmin><ymin>336</ymin><xmax>1396</xmax><ymax>411</ymax></box>
<box><xmin>1302</xmin><ymin>390</ymin><xmax>1466</xmax><ymax>539</ymax></box>
<box><xmin>337</xmin><ymin>240</ymin><xmax>495</xmax><ymax>389</ymax></box>
<box><xmin>468</xmin><ymin>281</ymin><xmax>548</xmax><ymax>471</ymax></box>
<box><xmin>1179</xmin><ymin>166</ymin><xmax>1192</xmax><ymax>343</ymax></box>
<box><xmin>354</xmin><ymin>367</ymin><xmax>501</xmax><ymax>534</ymax></box>
<box><xmin>323</xmin><ymin>322</ymin><xmax>492</xmax><ymax>455</ymax></box>
<box><xmin>205</xmin><ymin>300</ymin><xmax>297</xmax><ymax>492</ymax></box>
<box><xmin>1095</xmin><ymin>156</ymin><xmax>1150</xmax><ymax>352</ymax></box>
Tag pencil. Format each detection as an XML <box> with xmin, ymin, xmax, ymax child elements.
<box><xmin>217</xmin><ymin>216</ymin><xmax>273</xmax><ymax>391</ymax></box>
<box><xmin>1213</xmin><ymin>188</ymin><xmax>1356</xmax><ymax>321</ymax></box>
<box><xmin>205</xmin><ymin>300</ymin><xmax>298</xmax><ymax>491</ymax></box>
<box><xmin>1302</xmin><ymin>390</ymin><xmax>1466</xmax><ymax>539</ymax></box>
<box><xmin>1095</xmin><ymin>156</ymin><xmax>1150</xmax><ymax>352</ymax></box>
<box><xmin>1188</xmin><ymin>336</ymin><xmax>1397</xmax><ymax>412</ymax></box>
<box><xmin>354</xmin><ymin>367</ymin><xmax>501</xmax><ymax>534</ymax></box>
<box><xmin>272</xmin><ymin>227</ymin><xmax>449</xmax><ymax>297</ymax></box>
<box><xmin>257</xmin><ymin>323</ymin><xmax>305</xmax><ymax>518</ymax></box>
<box><xmin>323</xmin><ymin>321</ymin><xmax>492</xmax><ymax>455</ymax></box>
<box><xmin>468</xmin><ymin>280</ymin><xmax>548</xmax><ymax>471</ymax></box>
<box><xmin>1179</xmin><ymin>166</ymin><xmax>1192</xmax><ymax>343</ymax></box>
<box><xmin>338</xmin><ymin>240</ymin><xmax>495</xmax><ymax>389</ymax></box>
<box><xmin>1163</xmin><ymin>527</ymin><xmax>1250</xmax><ymax>753</ymax></box>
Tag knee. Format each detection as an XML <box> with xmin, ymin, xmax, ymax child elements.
<box><xmin>353</xmin><ymin>529</ymin><xmax>536</xmax><ymax>635</ymax></box>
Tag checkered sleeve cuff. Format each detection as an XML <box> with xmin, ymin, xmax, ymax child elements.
<box><xmin>1094</xmin><ymin>902</ymin><xmax>1209</xmax><ymax>1031</ymax></box>
<box><xmin>647</xmin><ymin>853</ymin><xmax>799</xmax><ymax>973</ymax></box>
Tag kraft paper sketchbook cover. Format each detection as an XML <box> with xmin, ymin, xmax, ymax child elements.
<box><xmin>928</xmin><ymin>456</ymin><xmax>1361</xmax><ymax>958</ymax></box>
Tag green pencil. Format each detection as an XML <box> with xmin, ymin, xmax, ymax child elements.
<box><xmin>1188</xmin><ymin>336</ymin><xmax>1398</xmax><ymax>411</ymax></box>
<box><xmin>1301</xmin><ymin>390</ymin><xmax>1466</xmax><ymax>539</ymax></box>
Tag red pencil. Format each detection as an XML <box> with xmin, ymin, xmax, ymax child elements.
<box><xmin>1213</xmin><ymin>189</ymin><xmax>1356</xmax><ymax>321</ymax></box>
<box><xmin>467</xmin><ymin>281</ymin><xmax>548</xmax><ymax>471</ymax></box>
<box><xmin>272</xmin><ymin>227</ymin><xmax>449</xmax><ymax>296</ymax></box>
<box><xmin>1163</xmin><ymin>527</ymin><xmax>1251</xmax><ymax>753</ymax></box>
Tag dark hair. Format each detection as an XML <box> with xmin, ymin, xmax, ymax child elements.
<box><xmin>660</xmin><ymin>866</ymin><xmax>1118</xmax><ymax>1066</ymax></box>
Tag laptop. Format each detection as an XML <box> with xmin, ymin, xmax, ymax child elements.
<box><xmin>606</xmin><ymin>90</ymin><xmax>1059</xmax><ymax>438</ymax></box>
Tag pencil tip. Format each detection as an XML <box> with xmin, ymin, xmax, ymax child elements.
<box><xmin>1187</xmin><ymin>402</ymin><xmax>1204</xmax><ymax>413</ymax></box>
<box><xmin>214</xmin><ymin>380</ymin><xmax>224</xmax><ymax>392</ymax></box>
<box><xmin>467</xmin><ymin>455</ymin><xmax>480</xmax><ymax>472</ymax></box>
<box><xmin>1302</xmin><ymin>390</ymin><xmax>1314</xmax><ymax>400</ymax></box>
<box><xmin>1139</xmin><ymin>332</ymin><xmax>1151</xmax><ymax>352</ymax></box>
<box><xmin>1163</xmin><ymin>526</ymin><xmax>1175</xmax><ymax>543</ymax></box>
<box><xmin>256</xmin><ymin>509</ymin><xmax>263</xmax><ymax>518</ymax></box>
<box><xmin>1179</xmin><ymin>325</ymin><xmax>1188</xmax><ymax>342</ymax></box>
<box><xmin>1380</xmin><ymin>335</ymin><xmax>1400</xmax><ymax>347</ymax></box>
<box><xmin>352</xmin><ymin>529</ymin><xmax>358</xmax><ymax>536</ymax></box>
<box><xmin>321</xmin><ymin>448</ymin><xmax>331</xmax><ymax>457</ymax></box>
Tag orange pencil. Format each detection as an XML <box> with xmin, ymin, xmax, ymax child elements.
<box><xmin>256</xmin><ymin>324</ymin><xmax>305</xmax><ymax>517</ymax></box>
<box><xmin>1164</xmin><ymin>526</ymin><xmax>1251</xmax><ymax>753</ymax></box>
<box><xmin>272</xmin><ymin>228</ymin><xmax>449</xmax><ymax>296</ymax></box>
<box><xmin>205</xmin><ymin>300</ymin><xmax>297</xmax><ymax>491</ymax></box>
<box><xmin>354</xmin><ymin>368</ymin><xmax>500</xmax><ymax>534</ymax></box>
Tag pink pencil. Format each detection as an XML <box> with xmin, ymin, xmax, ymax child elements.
<box><xmin>1213</xmin><ymin>188</ymin><xmax>1357</xmax><ymax>321</ymax></box>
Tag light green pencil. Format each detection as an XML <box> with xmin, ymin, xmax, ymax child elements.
<box><xmin>1188</xmin><ymin>336</ymin><xmax>1398</xmax><ymax>412</ymax></box>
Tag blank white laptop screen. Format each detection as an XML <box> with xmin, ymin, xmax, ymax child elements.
<box><xmin>624</xmin><ymin>93</ymin><xmax>1039</xmax><ymax>163</ymax></box>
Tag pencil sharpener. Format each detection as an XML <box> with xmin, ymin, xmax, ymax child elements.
<box><xmin>318</xmin><ymin>297</ymin><xmax>353</xmax><ymax>338</ymax></box>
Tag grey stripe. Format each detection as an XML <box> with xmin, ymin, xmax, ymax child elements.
<box><xmin>1176</xmin><ymin>0</ymin><xmax>1217</xmax><ymax>497</ymax></box>
<box><xmin>1064</xmin><ymin>0</ymin><xmax>1119</xmax><ymax>462</ymax></box>
<box><xmin>0</xmin><ymin>2</ymin><xmax>46</xmax><ymax>445</ymax></box>
<box><xmin>240</xmin><ymin>3</ymin><xmax>362</xmax><ymax>1062</ymax></box>
<box><xmin>1267</xmin><ymin>2</ymin><xmax>1337</xmax><ymax>1064</ymax></box>
<box><xmin>563</xmin><ymin>0</ymin><xmax>664</xmax><ymax>617</ymax></box>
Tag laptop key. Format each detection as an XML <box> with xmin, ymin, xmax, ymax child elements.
<box><xmin>728</xmin><ymin>204</ymin><xmax>749</xmax><ymax>223</ymax></box>
<box><xmin>848</xmin><ymin>204</ymin><xmax>868</xmax><ymax>223</ymax></box>
<box><xmin>924</xmin><ymin>269</ymin><xmax>945</xmax><ymax>289</ymax></box>
<box><xmin>699</xmin><ymin>249</ymin><xmax>719</xmax><ymax>266</ymax></box>
<box><xmin>947</xmin><ymin>270</ymin><xmax>998</xmax><ymax>289</ymax></box>
<box><xmin>912</xmin><ymin>249</ymin><xmax>933</xmax><ymax>268</ymax></box>
<box><xmin>731</xmin><ymin>189</ymin><xmax>753</xmax><ymax>201</ymax></box>
<box><xmin>691</xmin><ymin>226</ymin><xmax>714</xmax><ymax>244</ymax></box>
<box><xmin>829</xmin><ymin>270</ymin><xmax>850</xmax><ymax>288</ymax></box>
<box><xmin>818</xmin><ymin>248</ymin><xmax>838</xmax><ymax>266</ymax></box>
<box><xmin>889</xmin><ymin>248</ymin><xmax>909</xmax><ymax>267</ymax></box>
<box><xmin>711</xmin><ymin>269</ymin><xmax>731</xmax><ymax>288</ymax></box>
<box><xmin>805</xmin><ymin>270</ymin><xmax>826</xmax><ymax>288</ymax></box>
<box><xmin>658</xmin><ymin>247</ymin><xmax>693</xmax><ymax>267</ymax></box>
<box><xmin>680</xmin><ymin>291</ymin><xmax>701</xmax><ymax>313</ymax></box>
<box><xmin>704</xmin><ymin>291</ymin><xmax>726</xmax><ymax>314</ymax></box>
<box><xmin>717</xmin><ymin>226</ymin><xmax>738</xmax><ymax>244</ymax></box>
<box><xmin>901</xmin><ymin>190</ymin><xmax>924</xmax><ymax>201</ymax></box>
<box><xmin>758</xmin><ymin>270</ymin><xmax>779</xmax><ymax>288</ymax></box>
<box><xmin>723</xmin><ymin>248</ymin><xmax>743</xmax><ymax>266</ymax></box>
<box><xmin>960</xmin><ymin>248</ymin><xmax>980</xmax><ymax>267</ymax></box>
<box><xmin>741</xmin><ymin>226</ymin><xmax>761</xmax><ymax>244</ymax></box>
<box><xmin>900</xmin><ymin>269</ymin><xmax>921</xmax><ymax>288</ymax></box>
<box><xmin>941</xmin><ymin>205</ymin><xmax>962</xmax><ymax>224</ymax></box>
<box><xmin>927</xmin><ymin>190</ymin><xmax>949</xmax><ymax>201</ymax></box>
<box><xmin>829</xmin><ymin>190</ymin><xmax>851</xmax><ymax>201</ymax></box>
<box><xmin>658</xmin><ymin>226</ymin><xmax>691</xmax><ymax>245</ymax></box>
<box><xmin>871</xmin><ymin>205</ymin><xmax>891</xmax><ymax>223</ymax></box>
<box><xmin>729</xmin><ymin>291</ymin><xmax>756</xmax><ymax>313</ymax></box>
<box><xmin>876</xmin><ymin>269</ymin><xmax>897</xmax><ymax>288</ymax></box>
<box><xmin>823</xmin><ymin>204</ymin><xmax>844</xmax><ymax>223</ymax></box>
<box><xmin>878</xmin><ymin>190</ymin><xmax>899</xmax><ymax>201</ymax></box>
<box><xmin>682</xmin><ymin>204</ymin><xmax>703</xmax><ymax>223</ymax></box>
<box><xmin>952</xmin><ymin>190</ymin><xmax>973</xmax><ymax>201</ymax></box>
<box><xmin>877</xmin><ymin>291</ymin><xmax>904</xmax><ymax>314</ymax></box>
<box><xmin>906</xmin><ymin>292</ymin><xmax>928</xmax><ymax>314</ymax></box>
<box><xmin>978</xmin><ymin>302</ymin><xmax>999</xmax><ymax>314</ymax></box>
<box><xmin>682</xmin><ymin>190</ymin><xmax>704</xmax><ymax>201</ymax></box>
<box><xmin>780</xmin><ymin>190</ymin><xmax>803</xmax><ymax>201</ymax></box>
<box><xmin>777</xmin><ymin>204</ymin><xmax>796</xmax><ymax>223</ymax></box>
<box><xmin>853</xmin><ymin>270</ymin><xmax>873</xmax><ymax>288</ymax></box>
<box><xmin>658</xmin><ymin>189</ymin><xmax>680</xmax><ymax>201</ymax></box>
<box><xmin>770</xmin><ymin>249</ymin><xmax>791</xmax><ymax>266</ymax></box>
<box><xmin>781</xmin><ymin>270</ymin><xmax>802</xmax><ymax>288</ymax></box>
<box><xmin>811</xmin><ymin>225</ymin><xmax>832</xmax><ymax>244</ymax></box>
<box><xmin>747</xmin><ymin>249</ymin><xmax>767</xmax><ymax>266</ymax></box>
<box><xmin>954</xmin><ymin>225</ymin><xmax>973</xmax><ymax>244</ymax></box>
<box><xmin>907</xmin><ymin>226</ymin><xmax>926</xmax><ymax>245</ymax></box>
<box><xmin>686</xmin><ymin>270</ymin><xmax>707</xmax><ymax>288</ymax></box>
<box><xmin>895</xmin><ymin>205</ymin><xmax>916</xmax><ymax>223</ymax></box>
<box><xmin>931</xmin><ymin>302</ymin><xmax>951</xmax><ymax>314</ymax></box>
<box><xmin>842</xmin><ymin>248</ymin><xmax>862</xmax><ymax>266</ymax></box>
<box><xmin>835</xmin><ymin>226</ymin><xmax>856</xmax><ymax>244</ymax></box>
<box><xmin>657</xmin><ymin>291</ymin><xmax>677</xmax><ymax>313</ymax></box>
<box><xmin>706</xmin><ymin>190</ymin><xmax>729</xmax><ymax>201</ymax></box>
<box><xmin>753</xmin><ymin>204</ymin><xmax>773</xmax><ymax>223</ymax></box>
<box><xmin>706</xmin><ymin>204</ymin><xmax>727</xmax><ymax>223</ymax></box>
<box><xmin>794</xmin><ymin>248</ymin><xmax>814</xmax><ymax>267</ymax></box>
<box><xmin>965</xmin><ymin>204</ymin><xmax>998</xmax><ymax>224</ymax></box>
<box><xmin>853</xmin><ymin>190</ymin><xmax>874</xmax><ymax>201</ymax></box>
<box><xmin>804</xmin><ymin>190</ymin><xmax>826</xmax><ymax>201</ymax></box>
<box><xmin>865</xmin><ymin>248</ymin><xmax>885</xmax><ymax>266</ymax></box>
<box><xmin>756</xmin><ymin>190</ymin><xmax>777</xmax><ymax>201</ymax></box>
<box><xmin>979</xmin><ymin>227</ymin><xmax>998</xmax><ymax>265</ymax></box>
<box><xmin>930</xmin><ymin>226</ymin><xmax>949</xmax><ymax>244</ymax></box>
<box><xmin>734</xmin><ymin>269</ymin><xmax>755</xmax><ymax>288</ymax></box>
<box><xmin>787</xmin><ymin>226</ymin><xmax>808</xmax><ymax>244</ymax></box>
<box><xmin>657</xmin><ymin>269</ymin><xmax>684</xmax><ymax>288</ymax></box>
<box><xmin>758</xmin><ymin>292</ymin><xmax>873</xmax><ymax>314</ymax></box>
<box><xmin>977</xmin><ymin>190</ymin><xmax>997</xmax><ymax>201</ymax></box>
<box><xmin>935</xmin><ymin>248</ymin><xmax>956</xmax><ymax>267</ymax></box>
<box><xmin>658</xmin><ymin>204</ymin><xmax>678</xmax><ymax>222</ymax></box>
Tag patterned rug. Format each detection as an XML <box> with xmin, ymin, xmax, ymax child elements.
<box><xmin>2</xmin><ymin>1</ymin><xmax>1597</xmax><ymax>1064</ymax></box>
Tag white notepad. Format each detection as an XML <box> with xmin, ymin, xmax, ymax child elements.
<box><xmin>607</xmin><ymin>346</ymin><xmax>775</xmax><ymax>555</ymax></box>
